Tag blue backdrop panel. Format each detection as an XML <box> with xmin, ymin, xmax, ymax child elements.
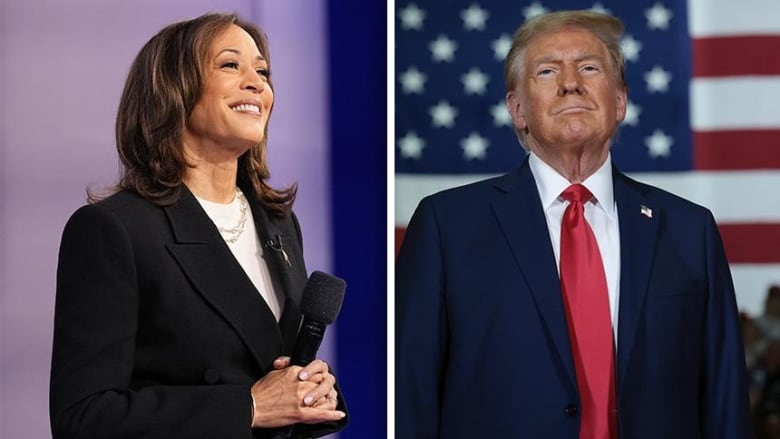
<box><xmin>328</xmin><ymin>0</ymin><xmax>387</xmax><ymax>437</ymax></box>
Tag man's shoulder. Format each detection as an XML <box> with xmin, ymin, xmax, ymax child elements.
<box><xmin>422</xmin><ymin>171</ymin><xmax>523</xmax><ymax>208</ymax></box>
<box><xmin>615</xmin><ymin>172</ymin><xmax>712</xmax><ymax>218</ymax></box>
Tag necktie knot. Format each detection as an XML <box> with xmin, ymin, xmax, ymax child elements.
<box><xmin>561</xmin><ymin>184</ymin><xmax>593</xmax><ymax>205</ymax></box>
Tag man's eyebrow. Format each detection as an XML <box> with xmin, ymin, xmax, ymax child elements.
<box><xmin>531</xmin><ymin>53</ymin><xmax>605</xmax><ymax>67</ymax></box>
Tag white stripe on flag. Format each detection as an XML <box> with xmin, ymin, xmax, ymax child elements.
<box><xmin>688</xmin><ymin>0</ymin><xmax>780</xmax><ymax>37</ymax></box>
<box><xmin>630</xmin><ymin>171</ymin><xmax>780</xmax><ymax>222</ymax></box>
<box><xmin>691</xmin><ymin>77</ymin><xmax>780</xmax><ymax>130</ymax></box>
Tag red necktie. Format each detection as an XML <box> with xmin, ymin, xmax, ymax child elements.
<box><xmin>559</xmin><ymin>184</ymin><xmax>618</xmax><ymax>439</ymax></box>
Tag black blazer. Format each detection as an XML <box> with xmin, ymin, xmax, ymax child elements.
<box><xmin>50</xmin><ymin>185</ymin><xmax>347</xmax><ymax>438</ymax></box>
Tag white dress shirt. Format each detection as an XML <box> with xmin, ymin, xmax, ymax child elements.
<box><xmin>528</xmin><ymin>152</ymin><xmax>621</xmax><ymax>343</ymax></box>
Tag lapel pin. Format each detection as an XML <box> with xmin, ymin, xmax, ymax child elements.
<box><xmin>640</xmin><ymin>205</ymin><xmax>653</xmax><ymax>218</ymax></box>
<box><xmin>266</xmin><ymin>234</ymin><xmax>292</xmax><ymax>267</ymax></box>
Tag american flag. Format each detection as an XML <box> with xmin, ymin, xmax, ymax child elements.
<box><xmin>395</xmin><ymin>0</ymin><xmax>780</xmax><ymax>315</ymax></box>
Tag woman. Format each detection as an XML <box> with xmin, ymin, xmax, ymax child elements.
<box><xmin>50</xmin><ymin>13</ymin><xmax>347</xmax><ymax>438</ymax></box>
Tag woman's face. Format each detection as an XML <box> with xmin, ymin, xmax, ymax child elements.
<box><xmin>183</xmin><ymin>24</ymin><xmax>273</xmax><ymax>159</ymax></box>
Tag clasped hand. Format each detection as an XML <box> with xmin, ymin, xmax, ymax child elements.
<box><xmin>250</xmin><ymin>356</ymin><xmax>345</xmax><ymax>428</ymax></box>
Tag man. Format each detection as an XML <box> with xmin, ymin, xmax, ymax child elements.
<box><xmin>396</xmin><ymin>10</ymin><xmax>752</xmax><ymax>438</ymax></box>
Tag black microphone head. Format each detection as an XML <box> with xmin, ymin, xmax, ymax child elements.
<box><xmin>300</xmin><ymin>271</ymin><xmax>346</xmax><ymax>324</ymax></box>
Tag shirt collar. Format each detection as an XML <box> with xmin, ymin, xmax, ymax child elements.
<box><xmin>528</xmin><ymin>151</ymin><xmax>616</xmax><ymax>219</ymax></box>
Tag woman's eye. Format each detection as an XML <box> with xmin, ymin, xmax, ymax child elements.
<box><xmin>221</xmin><ymin>61</ymin><xmax>239</xmax><ymax>69</ymax></box>
<box><xmin>256</xmin><ymin>68</ymin><xmax>270</xmax><ymax>78</ymax></box>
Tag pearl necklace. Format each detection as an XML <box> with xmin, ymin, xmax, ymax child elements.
<box><xmin>217</xmin><ymin>190</ymin><xmax>249</xmax><ymax>244</ymax></box>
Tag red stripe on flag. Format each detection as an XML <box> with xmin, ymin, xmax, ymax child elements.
<box><xmin>693</xmin><ymin>36</ymin><xmax>780</xmax><ymax>77</ymax></box>
<box><xmin>395</xmin><ymin>227</ymin><xmax>406</xmax><ymax>257</ymax></box>
<box><xmin>719</xmin><ymin>224</ymin><xmax>780</xmax><ymax>263</ymax></box>
<box><xmin>694</xmin><ymin>130</ymin><xmax>780</xmax><ymax>170</ymax></box>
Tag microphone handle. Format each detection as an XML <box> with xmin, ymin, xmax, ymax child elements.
<box><xmin>269</xmin><ymin>319</ymin><xmax>328</xmax><ymax>438</ymax></box>
<box><xmin>291</xmin><ymin>319</ymin><xmax>326</xmax><ymax>367</ymax></box>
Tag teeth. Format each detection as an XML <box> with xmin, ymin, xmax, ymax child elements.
<box><xmin>231</xmin><ymin>104</ymin><xmax>260</xmax><ymax>113</ymax></box>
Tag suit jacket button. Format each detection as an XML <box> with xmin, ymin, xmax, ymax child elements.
<box><xmin>204</xmin><ymin>368</ymin><xmax>220</xmax><ymax>384</ymax></box>
<box><xmin>564</xmin><ymin>404</ymin><xmax>578</xmax><ymax>417</ymax></box>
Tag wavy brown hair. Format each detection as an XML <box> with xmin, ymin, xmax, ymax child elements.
<box><xmin>103</xmin><ymin>12</ymin><xmax>295</xmax><ymax>216</ymax></box>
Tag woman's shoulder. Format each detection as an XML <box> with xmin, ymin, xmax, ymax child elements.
<box><xmin>82</xmin><ymin>190</ymin><xmax>160</xmax><ymax>215</ymax></box>
<box><xmin>67</xmin><ymin>190</ymin><xmax>164</xmax><ymax>230</ymax></box>
<box><xmin>93</xmin><ymin>189</ymin><xmax>149</xmax><ymax>208</ymax></box>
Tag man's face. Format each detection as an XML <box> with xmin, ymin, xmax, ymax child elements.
<box><xmin>507</xmin><ymin>27</ymin><xmax>626</xmax><ymax>156</ymax></box>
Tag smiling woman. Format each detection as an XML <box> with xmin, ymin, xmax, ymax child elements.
<box><xmin>184</xmin><ymin>25</ymin><xmax>275</xmax><ymax>170</ymax></box>
<box><xmin>49</xmin><ymin>12</ymin><xmax>348</xmax><ymax>439</ymax></box>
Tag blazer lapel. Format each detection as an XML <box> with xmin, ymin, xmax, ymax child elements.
<box><xmin>490</xmin><ymin>160</ymin><xmax>577</xmax><ymax>391</ymax></box>
<box><xmin>613</xmin><ymin>169</ymin><xmax>660</xmax><ymax>395</ymax></box>
<box><xmin>164</xmin><ymin>186</ymin><xmax>283</xmax><ymax>372</ymax></box>
<box><xmin>244</xmin><ymin>193</ymin><xmax>307</xmax><ymax>355</ymax></box>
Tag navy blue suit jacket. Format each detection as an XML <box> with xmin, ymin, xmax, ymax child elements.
<box><xmin>396</xmin><ymin>158</ymin><xmax>752</xmax><ymax>438</ymax></box>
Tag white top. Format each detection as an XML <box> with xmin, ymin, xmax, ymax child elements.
<box><xmin>528</xmin><ymin>152</ymin><xmax>621</xmax><ymax>342</ymax></box>
<box><xmin>196</xmin><ymin>191</ymin><xmax>285</xmax><ymax>321</ymax></box>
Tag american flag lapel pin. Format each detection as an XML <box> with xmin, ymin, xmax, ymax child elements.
<box><xmin>640</xmin><ymin>205</ymin><xmax>653</xmax><ymax>218</ymax></box>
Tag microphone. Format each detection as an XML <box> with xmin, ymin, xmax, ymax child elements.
<box><xmin>290</xmin><ymin>271</ymin><xmax>346</xmax><ymax>366</ymax></box>
<box><xmin>272</xmin><ymin>271</ymin><xmax>346</xmax><ymax>438</ymax></box>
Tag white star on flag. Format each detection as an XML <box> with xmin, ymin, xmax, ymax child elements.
<box><xmin>491</xmin><ymin>101</ymin><xmax>512</xmax><ymax>127</ymax></box>
<box><xmin>644</xmin><ymin>65</ymin><xmax>672</xmax><ymax>93</ymax></box>
<box><xmin>461</xmin><ymin>68</ymin><xmax>489</xmax><ymax>95</ymax></box>
<box><xmin>430</xmin><ymin>101</ymin><xmax>458</xmax><ymax>127</ymax></box>
<box><xmin>399</xmin><ymin>3</ymin><xmax>426</xmax><ymax>30</ymax></box>
<box><xmin>461</xmin><ymin>132</ymin><xmax>489</xmax><ymax>159</ymax></box>
<box><xmin>398</xmin><ymin>132</ymin><xmax>426</xmax><ymax>159</ymax></box>
<box><xmin>491</xmin><ymin>34</ymin><xmax>512</xmax><ymax>61</ymax></box>
<box><xmin>429</xmin><ymin>35</ymin><xmax>457</xmax><ymax>62</ymax></box>
<box><xmin>461</xmin><ymin>4</ymin><xmax>489</xmax><ymax>31</ymax></box>
<box><xmin>523</xmin><ymin>2</ymin><xmax>548</xmax><ymax>21</ymax></box>
<box><xmin>645</xmin><ymin>129</ymin><xmax>673</xmax><ymax>157</ymax></box>
<box><xmin>622</xmin><ymin>101</ymin><xmax>642</xmax><ymax>126</ymax></box>
<box><xmin>621</xmin><ymin>34</ymin><xmax>642</xmax><ymax>62</ymax></box>
<box><xmin>399</xmin><ymin>67</ymin><xmax>426</xmax><ymax>94</ymax></box>
<box><xmin>590</xmin><ymin>3</ymin><xmax>611</xmax><ymax>14</ymax></box>
<box><xmin>646</xmin><ymin>3</ymin><xmax>673</xmax><ymax>30</ymax></box>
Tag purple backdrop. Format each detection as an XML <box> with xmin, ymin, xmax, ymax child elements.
<box><xmin>0</xmin><ymin>1</ymin><xmax>336</xmax><ymax>437</ymax></box>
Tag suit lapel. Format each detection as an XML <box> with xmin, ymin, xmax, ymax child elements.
<box><xmin>163</xmin><ymin>186</ymin><xmax>284</xmax><ymax>372</ymax></box>
<box><xmin>613</xmin><ymin>170</ymin><xmax>660</xmax><ymax>395</ymax></box>
<box><xmin>490</xmin><ymin>160</ymin><xmax>577</xmax><ymax>390</ymax></box>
